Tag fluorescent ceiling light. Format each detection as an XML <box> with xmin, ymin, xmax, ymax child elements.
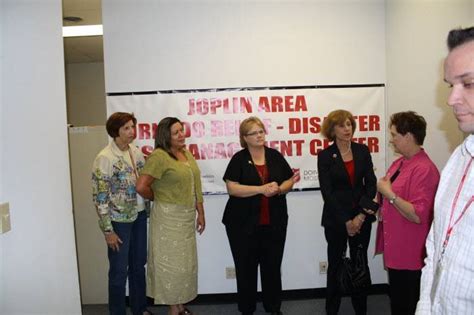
<box><xmin>63</xmin><ymin>25</ymin><xmax>103</xmax><ymax>37</ymax></box>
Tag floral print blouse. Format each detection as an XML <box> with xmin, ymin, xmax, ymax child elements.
<box><xmin>92</xmin><ymin>140</ymin><xmax>146</xmax><ymax>233</ymax></box>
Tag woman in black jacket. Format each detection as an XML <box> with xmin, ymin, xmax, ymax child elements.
<box><xmin>317</xmin><ymin>110</ymin><xmax>377</xmax><ymax>315</ymax></box>
<box><xmin>223</xmin><ymin>116</ymin><xmax>295</xmax><ymax>315</ymax></box>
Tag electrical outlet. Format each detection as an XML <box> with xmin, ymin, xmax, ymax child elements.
<box><xmin>225</xmin><ymin>267</ymin><xmax>236</xmax><ymax>279</ymax></box>
<box><xmin>319</xmin><ymin>261</ymin><xmax>328</xmax><ymax>274</ymax></box>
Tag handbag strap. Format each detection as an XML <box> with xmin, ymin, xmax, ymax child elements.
<box><xmin>128</xmin><ymin>147</ymin><xmax>139</xmax><ymax>179</ymax></box>
<box><xmin>341</xmin><ymin>242</ymin><xmax>364</xmax><ymax>258</ymax></box>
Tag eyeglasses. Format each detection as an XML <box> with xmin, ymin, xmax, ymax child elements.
<box><xmin>245</xmin><ymin>130</ymin><xmax>265</xmax><ymax>137</ymax></box>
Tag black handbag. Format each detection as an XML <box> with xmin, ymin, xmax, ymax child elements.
<box><xmin>336</xmin><ymin>243</ymin><xmax>372</xmax><ymax>295</ymax></box>
<box><xmin>358</xmin><ymin>195</ymin><xmax>380</xmax><ymax>214</ymax></box>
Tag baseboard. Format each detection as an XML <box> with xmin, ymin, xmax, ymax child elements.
<box><xmin>144</xmin><ymin>284</ymin><xmax>389</xmax><ymax>306</ymax></box>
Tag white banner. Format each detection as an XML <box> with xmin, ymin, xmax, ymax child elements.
<box><xmin>107</xmin><ymin>86</ymin><xmax>386</xmax><ymax>194</ymax></box>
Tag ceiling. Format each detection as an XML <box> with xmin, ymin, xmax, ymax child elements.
<box><xmin>62</xmin><ymin>0</ymin><xmax>103</xmax><ymax>63</ymax></box>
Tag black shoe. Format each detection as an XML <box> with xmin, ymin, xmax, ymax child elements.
<box><xmin>179</xmin><ymin>308</ymin><xmax>193</xmax><ymax>315</ymax></box>
<box><xmin>242</xmin><ymin>313</ymin><xmax>253</xmax><ymax>315</ymax></box>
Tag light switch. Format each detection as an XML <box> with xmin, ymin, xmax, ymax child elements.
<box><xmin>0</xmin><ymin>202</ymin><xmax>11</xmax><ymax>234</ymax></box>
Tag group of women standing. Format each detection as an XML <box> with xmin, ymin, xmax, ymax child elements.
<box><xmin>92</xmin><ymin>109</ymin><xmax>439</xmax><ymax>315</ymax></box>
<box><xmin>93</xmin><ymin>114</ymin><xmax>204</xmax><ymax>315</ymax></box>
<box><xmin>318</xmin><ymin>110</ymin><xmax>439</xmax><ymax>315</ymax></box>
<box><xmin>92</xmin><ymin>113</ymin><xmax>291</xmax><ymax>315</ymax></box>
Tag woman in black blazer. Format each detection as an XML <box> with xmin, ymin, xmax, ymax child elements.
<box><xmin>223</xmin><ymin>116</ymin><xmax>295</xmax><ymax>315</ymax></box>
<box><xmin>317</xmin><ymin>110</ymin><xmax>377</xmax><ymax>315</ymax></box>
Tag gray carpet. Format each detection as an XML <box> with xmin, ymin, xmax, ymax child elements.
<box><xmin>82</xmin><ymin>295</ymin><xmax>390</xmax><ymax>315</ymax></box>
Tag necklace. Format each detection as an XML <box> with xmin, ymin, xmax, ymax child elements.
<box><xmin>339</xmin><ymin>145</ymin><xmax>351</xmax><ymax>156</ymax></box>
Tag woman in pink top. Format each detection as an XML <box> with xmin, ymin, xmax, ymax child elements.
<box><xmin>376</xmin><ymin>111</ymin><xmax>440</xmax><ymax>315</ymax></box>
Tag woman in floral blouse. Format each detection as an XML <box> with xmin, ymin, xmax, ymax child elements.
<box><xmin>92</xmin><ymin>112</ymin><xmax>152</xmax><ymax>315</ymax></box>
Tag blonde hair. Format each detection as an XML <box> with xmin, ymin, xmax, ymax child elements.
<box><xmin>239</xmin><ymin>116</ymin><xmax>266</xmax><ymax>148</ymax></box>
<box><xmin>321</xmin><ymin>109</ymin><xmax>356</xmax><ymax>141</ymax></box>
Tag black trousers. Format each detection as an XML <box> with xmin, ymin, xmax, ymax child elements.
<box><xmin>388</xmin><ymin>268</ymin><xmax>421</xmax><ymax>315</ymax></box>
<box><xmin>324</xmin><ymin>221</ymin><xmax>371</xmax><ymax>315</ymax></box>
<box><xmin>226</xmin><ymin>225</ymin><xmax>287</xmax><ymax>314</ymax></box>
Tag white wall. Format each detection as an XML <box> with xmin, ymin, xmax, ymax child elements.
<box><xmin>1</xmin><ymin>0</ymin><xmax>81</xmax><ymax>314</ymax></box>
<box><xmin>69</xmin><ymin>126</ymin><xmax>109</xmax><ymax>304</ymax></box>
<box><xmin>0</xmin><ymin>0</ymin><xmax>5</xmax><ymax>310</ymax></box>
<box><xmin>103</xmin><ymin>0</ymin><xmax>386</xmax><ymax>92</ymax></box>
<box><xmin>385</xmin><ymin>0</ymin><xmax>472</xmax><ymax>169</ymax></box>
<box><xmin>66</xmin><ymin>62</ymin><xmax>106</xmax><ymax>126</ymax></box>
<box><xmin>0</xmin><ymin>0</ymin><xmax>4</xmax><ymax>200</ymax></box>
<box><xmin>102</xmin><ymin>0</ymin><xmax>388</xmax><ymax>294</ymax></box>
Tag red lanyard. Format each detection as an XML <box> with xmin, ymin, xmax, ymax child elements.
<box><xmin>442</xmin><ymin>158</ymin><xmax>474</xmax><ymax>255</ymax></box>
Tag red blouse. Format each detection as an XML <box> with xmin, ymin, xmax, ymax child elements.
<box><xmin>255</xmin><ymin>164</ymin><xmax>270</xmax><ymax>225</ymax></box>
<box><xmin>344</xmin><ymin>159</ymin><xmax>355</xmax><ymax>187</ymax></box>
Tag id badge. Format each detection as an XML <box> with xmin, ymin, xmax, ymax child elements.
<box><xmin>430</xmin><ymin>260</ymin><xmax>443</xmax><ymax>301</ymax></box>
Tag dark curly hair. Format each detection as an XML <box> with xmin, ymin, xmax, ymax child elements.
<box><xmin>390</xmin><ymin>111</ymin><xmax>426</xmax><ymax>145</ymax></box>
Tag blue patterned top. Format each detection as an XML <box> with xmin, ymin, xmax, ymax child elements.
<box><xmin>92</xmin><ymin>140</ymin><xmax>146</xmax><ymax>232</ymax></box>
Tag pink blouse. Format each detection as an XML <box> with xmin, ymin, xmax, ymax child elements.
<box><xmin>375</xmin><ymin>149</ymin><xmax>440</xmax><ymax>270</ymax></box>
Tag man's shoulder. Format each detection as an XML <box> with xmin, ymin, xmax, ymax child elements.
<box><xmin>445</xmin><ymin>142</ymin><xmax>465</xmax><ymax>165</ymax></box>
